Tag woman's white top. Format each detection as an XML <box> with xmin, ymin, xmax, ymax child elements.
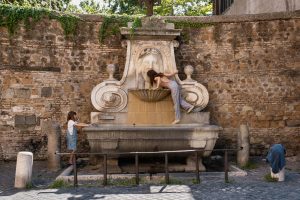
<box><xmin>68</xmin><ymin>120</ymin><xmax>77</xmax><ymax>135</ymax></box>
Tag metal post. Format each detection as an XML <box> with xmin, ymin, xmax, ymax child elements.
<box><xmin>73</xmin><ymin>154</ymin><xmax>77</xmax><ymax>187</ymax></box>
<box><xmin>135</xmin><ymin>154</ymin><xmax>139</xmax><ymax>185</ymax></box>
<box><xmin>224</xmin><ymin>150</ymin><xmax>228</xmax><ymax>183</ymax></box>
<box><xmin>103</xmin><ymin>154</ymin><xmax>107</xmax><ymax>186</ymax></box>
<box><xmin>195</xmin><ymin>151</ymin><xmax>200</xmax><ymax>184</ymax></box>
<box><xmin>165</xmin><ymin>153</ymin><xmax>169</xmax><ymax>184</ymax></box>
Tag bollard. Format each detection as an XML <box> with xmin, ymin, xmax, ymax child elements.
<box><xmin>43</xmin><ymin>120</ymin><xmax>61</xmax><ymax>171</ymax></box>
<box><xmin>15</xmin><ymin>152</ymin><xmax>33</xmax><ymax>188</ymax></box>
<box><xmin>237</xmin><ymin>124</ymin><xmax>250</xmax><ymax>167</ymax></box>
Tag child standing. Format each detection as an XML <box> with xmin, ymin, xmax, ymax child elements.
<box><xmin>67</xmin><ymin>111</ymin><xmax>89</xmax><ymax>164</ymax></box>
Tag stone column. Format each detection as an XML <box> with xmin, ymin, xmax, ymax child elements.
<box><xmin>43</xmin><ymin>121</ymin><xmax>61</xmax><ymax>171</ymax></box>
<box><xmin>237</xmin><ymin>124</ymin><xmax>250</xmax><ymax>167</ymax></box>
<box><xmin>15</xmin><ymin>152</ymin><xmax>33</xmax><ymax>188</ymax></box>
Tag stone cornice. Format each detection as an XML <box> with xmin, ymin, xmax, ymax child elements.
<box><xmin>76</xmin><ymin>10</ymin><xmax>300</xmax><ymax>23</ymax></box>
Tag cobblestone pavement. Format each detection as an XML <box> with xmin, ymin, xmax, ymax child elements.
<box><xmin>1</xmin><ymin>157</ymin><xmax>300</xmax><ymax>200</ymax></box>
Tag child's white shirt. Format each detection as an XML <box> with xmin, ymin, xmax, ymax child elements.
<box><xmin>68</xmin><ymin>120</ymin><xmax>77</xmax><ymax>135</ymax></box>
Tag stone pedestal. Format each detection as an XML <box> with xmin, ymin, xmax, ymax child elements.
<box><xmin>43</xmin><ymin>121</ymin><xmax>61</xmax><ymax>171</ymax></box>
<box><xmin>15</xmin><ymin>152</ymin><xmax>33</xmax><ymax>188</ymax></box>
<box><xmin>237</xmin><ymin>124</ymin><xmax>250</xmax><ymax>167</ymax></box>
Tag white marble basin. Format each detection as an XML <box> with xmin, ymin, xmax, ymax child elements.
<box><xmin>129</xmin><ymin>89</ymin><xmax>171</xmax><ymax>102</ymax></box>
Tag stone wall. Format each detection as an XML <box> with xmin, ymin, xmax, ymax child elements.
<box><xmin>0</xmin><ymin>11</ymin><xmax>299</xmax><ymax>160</ymax></box>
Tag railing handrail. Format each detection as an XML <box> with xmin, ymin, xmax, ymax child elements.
<box><xmin>55</xmin><ymin>148</ymin><xmax>241</xmax><ymax>156</ymax></box>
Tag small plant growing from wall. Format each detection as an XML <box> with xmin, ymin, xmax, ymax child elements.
<box><xmin>264</xmin><ymin>173</ymin><xmax>278</xmax><ymax>182</ymax></box>
<box><xmin>49</xmin><ymin>179</ymin><xmax>71</xmax><ymax>188</ymax></box>
<box><xmin>98</xmin><ymin>14</ymin><xmax>142</xmax><ymax>44</ymax></box>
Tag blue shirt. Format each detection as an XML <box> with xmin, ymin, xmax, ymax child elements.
<box><xmin>266</xmin><ymin>144</ymin><xmax>286</xmax><ymax>173</ymax></box>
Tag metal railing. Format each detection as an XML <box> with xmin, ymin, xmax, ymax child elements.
<box><xmin>56</xmin><ymin>148</ymin><xmax>241</xmax><ymax>187</ymax></box>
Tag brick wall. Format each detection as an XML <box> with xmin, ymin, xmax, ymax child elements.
<box><xmin>0</xmin><ymin>12</ymin><xmax>299</xmax><ymax>160</ymax></box>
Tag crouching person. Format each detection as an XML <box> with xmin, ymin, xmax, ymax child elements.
<box><xmin>266</xmin><ymin>144</ymin><xmax>286</xmax><ymax>181</ymax></box>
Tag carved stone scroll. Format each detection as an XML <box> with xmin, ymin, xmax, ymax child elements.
<box><xmin>181</xmin><ymin>83</ymin><xmax>209</xmax><ymax>111</ymax></box>
<box><xmin>91</xmin><ymin>84</ymin><xmax>128</xmax><ymax>112</ymax></box>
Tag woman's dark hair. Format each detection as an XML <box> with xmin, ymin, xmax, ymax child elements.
<box><xmin>147</xmin><ymin>69</ymin><xmax>164</xmax><ymax>86</ymax></box>
<box><xmin>67</xmin><ymin>111</ymin><xmax>77</xmax><ymax>122</ymax></box>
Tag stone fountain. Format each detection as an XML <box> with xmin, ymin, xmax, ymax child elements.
<box><xmin>84</xmin><ymin>18</ymin><xmax>221</xmax><ymax>172</ymax></box>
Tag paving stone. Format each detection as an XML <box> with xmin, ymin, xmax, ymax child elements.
<box><xmin>0</xmin><ymin>159</ymin><xmax>300</xmax><ymax>200</ymax></box>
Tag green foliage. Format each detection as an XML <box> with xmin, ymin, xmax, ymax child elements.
<box><xmin>101</xmin><ymin>0</ymin><xmax>212</xmax><ymax>16</ymax></box>
<box><xmin>66</xmin><ymin>4</ymin><xmax>82</xmax><ymax>14</ymax></box>
<box><xmin>0</xmin><ymin>4</ymin><xmax>46</xmax><ymax>34</ymax></box>
<box><xmin>79</xmin><ymin>0</ymin><xmax>103</xmax><ymax>14</ymax></box>
<box><xmin>165</xmin><ymin>19</ymin><xmax>214</xmax><ymax>44</ymax></box>
<box><xmin>168</xmin><ymin>20</ymin><xmax>214</xmax><ymax>29</ymax></box>
<box><xmin>106</xmin><ymin>177</ymin><xmax>137</xmax><ymax>186</ymax></box>
<box><xmin>264</xmin><ymin>173</ymin><xmax>278</xmax><ymax>182</ymax></box>
<box><xmin>49</xmin><ymin>179</ymin><xmax>71</xmax><ymax>188</ymax></box>
<box><xmin>0</xmin><ymin>2</ymin><xmax>213</xmax><ymax>43</ymax></box>
<box><xmin>192</xmin><ymin>178</ymin><xmax>201</xmax><ymax>184</ymax></box>
<box><xmin>0</xmin><ymin>4</ymin><xmax>80</xmax><ymax>36</ymax></box>
<box><xmin>130</xmin><ymin>17</ymin><xmax>142</xmax><ymax>35</ymax></box>
<box><xmin>1</xmin><ymin>0</ymin><xmax>212</xmax><ymax>16</ymax></box>
<box><xmin>55</xmin><ymin>13</ymin><xmax>79</xmax><ymax>36</ymax></box>
<box><xmin>155</xmin><ymin>0</ymin><xmax>212</xmax><ymax>16</ymax></box>
<box><xmin>25</xmin><ymin>182</ymin><xmax>33</xmax><ymax>189</ymax></box>
<box><xmin>98</xmin><ymin>14</ymin><xmax>142</xmax><ymax>44</ymax></box>
<box><xmin>102</xmin><ymin>0</ymin><xmax>145</xmax><ymax>15</ymax></box>
<box><xmin>1</xmin><ymin>0</ymin><xmax>72</xmax><ymax>12</ymax></box>
<box><xmin>241</xmin><ymin>162</ymin><xmax>258</xmax><ymax>170</ymax></box>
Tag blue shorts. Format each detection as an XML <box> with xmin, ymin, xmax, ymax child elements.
<box><xmin>67</xmin><ymin>131</ymin><xmax>77</xmax><ymax>151</ymax></box>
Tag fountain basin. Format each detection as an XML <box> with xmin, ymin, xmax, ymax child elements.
<box><xmin>84</xmin><ymin>124</ymin><xmax>220</xmax><ymax>157</ymax></box>
<box><xmin>128</xmin><ymin>89</ymin><xmax>171</xmax><ymax>102</ymax></box>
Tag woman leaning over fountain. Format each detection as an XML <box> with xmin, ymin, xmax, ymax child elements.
<box><xmin>147</xmin><ymin>69</ymin><xmax>194</xmax><ymax>124</ymax></box>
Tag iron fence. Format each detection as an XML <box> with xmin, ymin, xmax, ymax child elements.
<box><xmin>56</xmin><ymin>148</ymin><xmax>242</xmax><ymax>187</ymax></box>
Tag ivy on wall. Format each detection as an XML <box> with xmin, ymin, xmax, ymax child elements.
<box><xmin>0</xmin><ymin>4</ymin><xmax>143</xmax><ymax>43</ymax></box>
<box><xmin>98</xmin><ymin>14</ymin><xmax>142</xmax><ymax>44</ymax></box>
<box><xmin>165</xmin><ymin>20</ymin><xmax>215</xmax><ymax>43</ymax></box>
<box><xmin>0</xmin><ymin>4</ymin><xmax>80</xmax><ymax>36</ymax></box>
<box><xmin>166</xmin><ymin>20</ymin><xmax>214</xmax><ymax>29</ymax></box>
<box><xmin>98</xmin><ymin>17</ymin><xmax>214</xmax><ymax>44</ymax></box>
<box><xmin>0</xmin><ymin>4</ymin><xmax>215</xmax><ymax>44</ymax></box>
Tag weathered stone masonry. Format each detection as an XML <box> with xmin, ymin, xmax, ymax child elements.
<box><xmin>0</xmin><ymin>11</ymin><xmax>299</xmax><ymax>160</ymax></box>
